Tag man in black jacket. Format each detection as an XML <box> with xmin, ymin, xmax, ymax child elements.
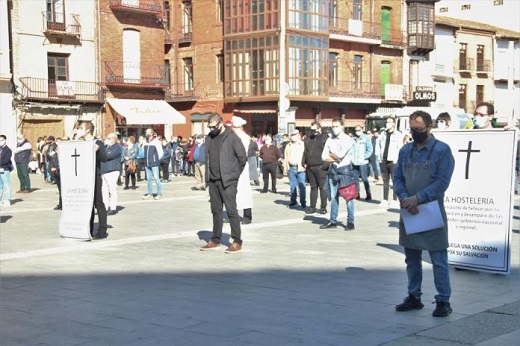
<box><xmin>200</xmin><ymin>114</ymin><xmax>247</xmax><ymax>253</ymax></box>
<box><xmin>304</xmin><ymin>121</ymin><xmax>328</xmax><ymax>214</ymax></box>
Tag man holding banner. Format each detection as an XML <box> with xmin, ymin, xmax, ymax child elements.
<box><xmin>393</xmin><ymin>111</ymin><xmax>455</xmax><ymax>317</ymax></box>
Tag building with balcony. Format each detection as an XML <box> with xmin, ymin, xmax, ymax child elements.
<box><xmin>0</xmin><ymin>0</ymin><xmax>15</xmax><ymax>148</ymax></box>
<box><xmin>9</xmin><ymin>0</ymin><xmax>101</xmax><ymax>145</ymax></box>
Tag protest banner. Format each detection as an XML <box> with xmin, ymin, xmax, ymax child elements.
<box><xmin>58</xmin><ymin>140</ymin><xmax>96</xmax><ymax>240</ymax></box>
<box><xmin>434</xmin><ymin>130</ymin><xmax>516</xmax><ymax>274</ymax></box>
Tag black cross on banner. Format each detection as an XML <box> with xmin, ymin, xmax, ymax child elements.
<box><xmin>71</xmin><ymin>148</ymin><xmax>81</xmax><ymax>176</ymax></box>
<box><xmin>458</xmin><ymin>141</ymin><xmax>480</xmax><ymax>179</ymax></box>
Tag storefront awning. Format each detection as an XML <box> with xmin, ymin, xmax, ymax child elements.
<box><xmin>233</xmin><ymin>105</ymin><xmax>278</xmax><ymax>114</ymax></box>
<box><xmin>106</xmin><ymin>99</ymin><xmax>186</xmax><ymax>125</ymax></box>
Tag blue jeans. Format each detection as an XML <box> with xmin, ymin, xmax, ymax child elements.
<box><xmin>404</xmin><ymin>247</ymin><xmax>451</xmax><ymax>303</ymax></box>
<box><xmin>328</xmin><ymin>176</ymin><xmax>354</xmax><ymax>224</ymax></box>
<box><xmin>0</xmin><ymin>170</ymin><xmax>12</xmax><ymax>202</ymax></box>
<box><xmin>353</xmin><ymin>163</ymin><xmax>371</xmax><ymax>196</ymax></box>
<box><xmin>288</xmin><ymin>166</ymin><xmax>306</xmax><ymax>207</ymax></box>
<box><xmin>145</xmin><ymin>166</ymin><xmax>162</xmax><ymax>196</ymax></box>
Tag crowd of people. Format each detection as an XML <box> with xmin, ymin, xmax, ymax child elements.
<box><xmin>0</xmin><ymin>103</ymin><xmax>518</xmax><ymax>316</ymax></box>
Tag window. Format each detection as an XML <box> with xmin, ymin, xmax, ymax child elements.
<box><xmin>381</xmin><ymin>61</ymin><xmax>391</xmax><ymax>96</ymax></box>
<box><xmin>184</xmin><ymin>58</ymin><xmax>194</xmax><ymax>90</ymax></box>
<box><xmin>288</xmin><ymin>35</ymin><xmax>328</xmax><ymax>96</ymax></box>
<box><xmin>353</xmin><ymin>0</ymin><xmax>362</xmax><ymax>20</ymax></box>
<box><xmin>217</xmin><ymin>0</ymin><xmax>224</xmax><ymax>23</ymax></box>
<box><xmin>46</xmin><ymin>0</ymin><xmax>65</xmax><ymax>31</ymax></box>
<box><xmin>458</xmin><ymin>84</ymin><xmax>467</xmax><ymax>110</ymax></box>
<box><xmin>461</xmin><ymin>4</ymin><xmax>471</xmax><ymax>10</ymax></box>
<box><xmin>407</xmin><ymin>2</ymin><xmax>434</xmax><ymax>50</ymax></box>
<box><xmin>459</xmin><ymin>43</ymin><xmax>468</xmax><ymax>70</ymax></box>
<box><xmin>329</xmin><ymin>52</ymin><xmax>338</xmax><ymax>88</ymax></box>
<box><xmin>353</xmin><ymin>55</ymin><xmax>362</xmax><ymax>89</ymax></box>
<box><xmin>123</xmin><ymin>29</ymin><xmax>141</xmax><ymax>83</ymax></box>
<box><xmin>224</xmin><ymin>0</ymin><xmax>279</xmax><ymax>35</ymax></box>
<box><xmin>251</xmin><ymin>0</ymin><xmax>265</xmax><ymax>31</ymax></box>
<box><xmin>409</xmin><ymin>59</ymin><xmax>419</xmax><ymax>94</ymax></box>
<box><xmin>217</xmin><ymin>54</ymin><xmax>224</xmax><ymax>83</ymax></box>
<box><xmin>439</xmin><ymin>7</ymin><xmax>448</xmax><ymax>13</ymax></box>
<box><xmin>476</xmin><ymin>85</ymin><xmax>484</xmax><ymax>104</ymax></box>
<box><xmin>494</xmin><ymin>0</ymin><xmax>504</xmax><ymax>5</ymax></box>
<box><xmin>48</xmin><ymin>53</ymin><xmax>69</xmax><ymax>97</ymax></box>
<box><xmin>224</xmin><ymin>35</ymin><xmax>279</xmax><ymax>98</ymax></box>
<box><xmin>182</xmin><ymin>1</ymin><xmax>193</xmax><ymax>36</ymax></box>
<box><xmin>164</xmin><ymin>1</ymin><xmax>171</xmax><ymax>31</ymax></box>
<box><xmin>163</xmin><ymin>60</ymin><xmax>171</xmax><ymax>85</ymax></box>
<box><xmin>381</xmin><ymin>7</ymin><xmax>391</xmax><ymax>42</ymax></box>
<box><xmin>329</xmin><ymin>0</ymin><xmax>338</xmax><ymax>27</ymax></box>
<box><xmin>476</xmin><ymin>45</ymin><xmax>485</xmax><ymax>71</ymax></box>
<box><xmin>288</xmin><ymin>0</ymin><xmax>328</xmax><ymax>32</ymax></box>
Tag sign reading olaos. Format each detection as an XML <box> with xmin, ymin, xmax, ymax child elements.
<box><xmin>413</xmin><ymin>86</ymin><xmax>437</xmax><ymax>101</ymax></box>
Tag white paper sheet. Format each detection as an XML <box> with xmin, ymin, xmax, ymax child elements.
<box><xmin>400</xmin><ymin>200</ymin><xmax>445</xmax><ymax>234</ymax></box>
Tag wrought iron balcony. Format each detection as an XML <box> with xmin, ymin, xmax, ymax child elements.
<box><xmin>457</xmin><ymin>58</ymin><xmax>473</xmax><ymax>73</ymax></box>
<box><xmin>178</xmin><ymin>31</ymin><xmax>193</xmax><ymax>45</ymax></box>
<box><xmin>476</xmin><ymin>60</ymin><xmax>491</xmax><ymax>74</ymax></box>
<box><xmin>329</xmin><ymin>18</ymin><xmax>381</xmax><ymax>43</ymax></box>
<box><xmin>109</xmin><ymin>0</ymin><xmax>163</xmax><ymax>15</ymax></box>
<box><xmin>164</xmin><ymin>83</ymin><xmax>200</xmax><ymax>102</ymax></box>
<box><xmin>41</xmin><ymin>12</ymin><xmax>81</xmax><ymax>39</ymax></box>
<box><xmin>329</xmin><ymin>81</ymin><xmax>382</xmax><ymax>100</ymax></box>
<box><xmin>18</xmin><ymin>77</ymin><xmax>102</xmax><ymax>101</ymax></box>
<box><xmin>380</xmin><ymin>29</ymin><xmax>406</xmax><ymax>48</ymax></box>
<box><xmin>104</xmin><ymin>62</ymin><xmax>170</xmax><ymax>88</ymax></box>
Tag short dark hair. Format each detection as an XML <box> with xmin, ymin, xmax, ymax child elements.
<box><xmin>310</xmin><ymin>121</ymin><xmax>321</xmax><ymax>128</ymax></box>
<box><xmin>79</xmin><ymin>121</ymin><xmax>95</xmax><ymax>134</ymax></box>
<box><xmin>332</xmin><ymin>118</ymin><xmax>343</xmax><ymax>126</ymax></box>
<box><xmin>476</xmin><ymin>102</ymin><xmax>494</xmax><ymax>115</ymax></box>
<box><xmin>437</xmin><ymin>112</ymin><xmax>451</xmax><ymax>122</ymax></box>
<box><xmin>0</xmin><ymin>134</ymin><xmax>6</xmax><ymax>141</ymax></box>
<box><xmin>208</xmin><ymin>113</ymin><xmax>223</xmax><ymax>124</ymax></box>
<box><xmin>386</xmin><ymin>116</ymin><xmax>396</xmax><ymax>124</ymax></box>
<box><xmin>409</xmin><ymin>110</ymin><xmax>433</xmax><ymax>127</ymax></box>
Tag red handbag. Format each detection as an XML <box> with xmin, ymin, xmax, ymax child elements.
<box><xmin>338</xmin><ymin>184</ymin><xmax>357</xmax><ymax>202</ymax></box>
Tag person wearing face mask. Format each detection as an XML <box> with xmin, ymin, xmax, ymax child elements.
<box><xmin>303</xmin><ymin>121</ymin><xmax>328</xmax><ymax>214</ymax></box>
<box><xmin>100</xmin><ymin>133</ymin><xmax>122</xmax><ymax>215</ymax></box>
<box><xmin>200</xmin><ymin>114</ymin><xmax>247</xmax><ymax>254</ymax></box>
<box><xmin>76</xmin><ymin>121</ymin><xmax>109</xmax><ymax>239</ymax></box>
<box><xmin>472</xmin><ymin>102</ymin><xmax>495</xmax><ymax>129</ymax></box>
<box><xmin>13</xmin><ymin>133</ymin><xmax>33</xmax><ymax>194</ymax></box>
<box><xmin>352</xmin><ymin>126</ymin><xmax>373</xmax><ymax>201</ymax></box>
<box><xmin>142</xmin><ymin>128</ymin><xmax>164</xmax><ymax>200</ymax></box>
<box><xmin>259</xmin><ymin>135</ymin><xmax>282</xmax><ymax>193</ymax></box>
<box><xmin>393</xmin><ymin>110</ymin><xmax>455</xmax><ymax>318</ymax></box>
<box><xmin>435</xmin><ymin>112</ymin><xmax>451</xmax><ymax>130</ymax></box>
<box><xmin>0</xmin><ymin>135</ymin><xmax>14</xmax><ymax>207</ymax></box>
<box><xmin>319</xmin><ymin>118</ymin><xmax>356</xmax><ymax>230</ymax></box>
<box><xmin>283</xmin><ymin>129</ymin><xmax>307</xmax><ymax>209</ymax></box>
<box><xmin>375</xmin><ymin>116</ymin><xmax>403</xmax><ymax>208</ymax></box>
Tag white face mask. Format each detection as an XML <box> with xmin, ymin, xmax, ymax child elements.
<box><xmin>264</xmin><ymin>139</ymin><xmax>272</xmax><ymax>145</ymax></box>
<box><xmin>75</xmin><ymin>128</ymin><xmax>86</xmax><ymax>138</ymax></box>
<box><xmin>355</xmin><ymin>130</ymin><xmax>363</xmax><ymax>137</ymax></box>
<box><xmin>437</xmin><ymin>122</ymin><xmax>447</xmax><ymax>130</ymax></box>
<box><xmin>474</xmin><ymin>116</ymin><xmax>488</xmax><ymax>128</ymax></box>
<box><xmin>290</xmin><ymin>135</ymin><xmax>298</xmax><ymax>142</ymax></box>
<box><xmin>332</xmin><ymin>127</ymin><xmax>342</xmax><ymax>137</ymax></box>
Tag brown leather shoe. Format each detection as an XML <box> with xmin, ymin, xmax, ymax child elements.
<box><xmin>200</xmin><ymin>241</ymin><xmax>220</xmax><ymax>251</ymax></box>
<box><xmin>225</xmin><ymin>242</ymin><xmax>242</xmax><ymax>254</ymax></box>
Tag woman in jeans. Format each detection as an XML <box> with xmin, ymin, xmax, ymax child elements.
<box><xmin>123</xmin><ymin>136</ymin><xmax>138</xmax><ymax>189</ymax></box>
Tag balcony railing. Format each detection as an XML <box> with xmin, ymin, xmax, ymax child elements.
<box><xmin>165</xmin><ymin>29</ymin><xmax>174</xmax><ymax>45</ymax></box>
<box><xmin>329</xmin><ymin>81</ymin><xmax>381</xmax><ymax>99</ymax></box>
<box><xmin>380</xmin><ymin>29</ymin><xmax>406</xmax><ymax>47</ymax></box>
<box><xmin>18</xmin><ymin>77</ymin><xmax>102</xmax><ymax>101</ymax></box>
<box><xmin>164</xmin><ymin>83</ymin><xmax>200</xmax><ymax>101</ymax></box>
<box><xmin>179</xmin><ymin>31</ymin><xmax>193</xmax><ymax>44</ymax></box>
<box><xmin>457</xmin><ymin>58</ymin><xmax>473</xmax><ymax>72</ymax></box>
<box><xmin>476</xmin><ymin>60</ymin><xmax>491</xmax><ymax>73</ymax></box>
<box><xmin>42</xmin><ymin>12</ymin><xmax>81</xmax><ymax>39</ymax></box>
<box><xmin>329</xmin><ymin>18</ymin><xmax>381</xmax><ymax>41</ymax></box>
<box><xmin>109</xmin><ymin>0</ymin><xmax>163</xmax><ymax>15</ymax></box>
<box><xmin>104</xmin><ymin>62</ymin><xmax>170</xmax><ymax>87</ymax></box>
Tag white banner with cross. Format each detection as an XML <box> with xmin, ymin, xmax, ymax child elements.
<box><xmin>58</xmin><ymin>140</ymin><xmax>96</xmax><ymax>240</ymax></box>
<box><xmin>433</xmin><ymin>129</ymin><xmax>517</xmax><ymax>274</ymax></box>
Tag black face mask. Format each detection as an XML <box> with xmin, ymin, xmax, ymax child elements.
<box><xmin>411</xmin><ymin>129</ymin><xmax>428</xmax><ymax>144</ymax></box>
<box><xmin>309</xmin><ymin>130</ymin><xmax>318</xmax><ymax>138</ymax></box>
<box><xmin>209</xmin><ymin>126</ymin><xmax>221</xmax><ymax>138</ymax></box>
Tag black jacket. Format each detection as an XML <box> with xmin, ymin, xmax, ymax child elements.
<box><xmin>304</xmin><ymin>133</ymin><xmax>327</xmax><ymax>167</ymax></box>
<box><xmin>204</xmin><ymin>127</ymin><xmax>247</xmax><ymax>188</ymax></box>
<box><xmin>0</xmin><ymin>145</ymin><xmax>13</xmax><ymax>171</ymax></box>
